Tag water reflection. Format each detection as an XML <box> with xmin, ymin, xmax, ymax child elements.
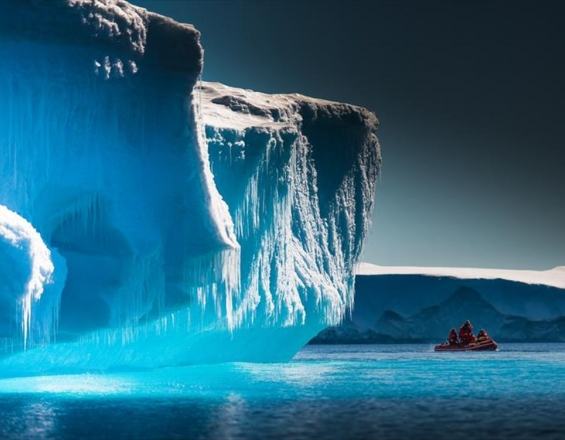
<box><xmin>0</xmin><ymin>344</ymin><xmax>564</xmax><ymax>439</ymax></box>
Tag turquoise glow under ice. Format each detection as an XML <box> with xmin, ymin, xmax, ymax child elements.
<box><xmin>2</xmin><ymin>344</ymin><xmax>565</xmax><ymax>440</ymax></box>
<box><xmin>1</xmin><ymin>344</ymin><xmax>565</xmax><ymax>400</ymax></box>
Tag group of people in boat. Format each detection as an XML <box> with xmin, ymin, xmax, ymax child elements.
<box><xmin>446</xmin><ymin>320</ymin><xmax>490</xmax><ymax>347</ymax></box>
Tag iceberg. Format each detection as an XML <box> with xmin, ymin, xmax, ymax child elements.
<box><xmin>0</xmin><ymin>0</ymin><xmax>380</xmax><ymax>375</ymax></box>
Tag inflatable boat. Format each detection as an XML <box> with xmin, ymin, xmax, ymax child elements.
<box><xmin>434</xmin><ymin>337</ymin><xmax>498</xmax><ymax>352</ymax></box>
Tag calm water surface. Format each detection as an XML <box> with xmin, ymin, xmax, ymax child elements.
<box><xmin>0</xmin><ymin>343</ymin><xmax>564</xmax><ymax>439</ymax></box>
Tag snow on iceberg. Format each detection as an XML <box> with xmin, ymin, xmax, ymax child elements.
<box><xmin>0</xmin><ymin>205</ymin><xmax>66</xmax><ymax>350</ymax></box>
<box><xmin>0</xmin><ymin>0</ymin><xmax>380</xmax><ymax>374</ymax></box>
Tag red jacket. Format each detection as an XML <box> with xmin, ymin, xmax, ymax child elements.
<box><xmin>459</xmin><ymin>323</ymin><xmax>475</xmax><ymax>343</ymax></box>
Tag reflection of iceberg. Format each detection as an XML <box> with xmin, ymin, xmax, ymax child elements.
<box><xmin>0</xmin><ymin>0</ymin><xmax>380</xmax><ymax>374</ymax></box>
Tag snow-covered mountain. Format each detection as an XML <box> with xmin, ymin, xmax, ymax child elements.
<box><xmin>353</xmin><ymin>264</ymin><xmax>565</xmax><ymax>323</ymax></box>
<box><xmin>313</xmin><ymin>287</ymin><xmax>565</xmax><ymax>343</ymax></box>
<box><xmin>356</xmin><ymin>263</ymin><xmax>565</xmax><ymax>289</ymax></box>
<box><xmin>311</xmin><ymin>265</ymin><xmax>565</xmax><ymax>344</ymax></box>
<box><xmin>0</xmin><ymin>0</ymin><xmax>380</xmax><ymax>374</ymax></box>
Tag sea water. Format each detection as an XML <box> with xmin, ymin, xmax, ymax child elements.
<box><xmin>0</xmin><ymin>343</ymin><xmax>564</xmax><ymax>439</ymax></box>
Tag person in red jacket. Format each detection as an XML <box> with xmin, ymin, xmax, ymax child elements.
<box><xmin>448</xmin><ymin>328</ymin><xmax>459</xmax><ymax>346</ymax></box>
<box><xmin>459</xmin><ymin>320</ymin><xmax>476</xmax><ymax>345</ymax></box>
<box><xmin>476</xmin><ymin>329</ymin><xmax>489</xmax><ymax>342</ymax></box>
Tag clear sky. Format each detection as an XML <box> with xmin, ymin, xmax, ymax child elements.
<box><xmin>134</xmin><ymin>0</ymin><xmax>565</xmax><ymax>270</ymax></box>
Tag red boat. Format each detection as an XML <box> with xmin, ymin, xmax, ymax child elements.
<box><xmin>434</xmin><ymin>337</ymin><xmax>498</xmax><ymax>352</ymax></box>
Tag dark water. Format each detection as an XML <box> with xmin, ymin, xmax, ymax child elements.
<box><xmin>1</xmin><ymin>344</ymin><xmax>565</xmax><ymax>439</ymax></box>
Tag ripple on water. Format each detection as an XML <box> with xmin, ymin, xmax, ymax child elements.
<box><xmin>0</xmin><ymin>343</ymin><xmax>564</xmax><ymax>439</ymax></box>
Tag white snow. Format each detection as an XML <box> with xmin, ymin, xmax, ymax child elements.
<box><xmin>356</xmin><ymin>262</ymin><xmax>565</xmax><ymax>289</ymax></box>
<box><xmin>0</xmin><ymin>205</ymin><xmax>55</xmax><ymax>347</ymax></box>
<box><xmin>198</xmin><ymin>82</ymin><xmax>378</xmax><ymax>132</ymax></box>
<box><xmin>68</xmin><ymin>0</ymin><xmax>148</xmax><ymax>53</ymax></box>
<box><xmin>0</xmin><ymin>0</ymin><xmax>203</xmax><ymax>79</ymax></box>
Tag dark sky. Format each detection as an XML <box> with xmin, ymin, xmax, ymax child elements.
<box><xmin>135</xmin><ymin>0</ymin><xmax>565</xmax><ymax>270</ymax></box>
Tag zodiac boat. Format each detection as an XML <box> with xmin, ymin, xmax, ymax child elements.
<box><xmin>434</xmin><ymin>337</ymin><xmax>498</xmax><ymax>352</ymax></box>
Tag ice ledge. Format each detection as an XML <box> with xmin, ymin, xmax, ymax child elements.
<box><xmin>0</xmin><ymin>0</ymin><xmax>203</xmax><ymax>77</ymax></box>
<box><xmin>198</xmin><ymin>82</ymin><xmax>379</xmax><ymax>133</ymax></box>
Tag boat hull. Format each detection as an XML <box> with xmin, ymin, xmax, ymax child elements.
<box><xmin>434</xmin><ymin>339</ymin><xmax>498</xmax><ymax>352</ymax></box>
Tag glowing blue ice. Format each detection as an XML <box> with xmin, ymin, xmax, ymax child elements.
<box><xmin>0</xmin><ymin>0</ymin><xmax>380</xmax><ymax>375</ymax></box>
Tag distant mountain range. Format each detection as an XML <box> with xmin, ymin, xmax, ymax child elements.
<box><xmin>311</xmin><ymin>266</ymin><xmax>565</xmax><ymax>344</ymax></box>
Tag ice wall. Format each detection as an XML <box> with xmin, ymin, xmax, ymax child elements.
<box><xmin>0</xmin><ymin>0</ymin><xmax>380</xmax><ymax>374</ymax></box>
<box><xmin>201</xmin><ymin>82</ymin><xmax>380</xmax><ymax>330</ymax></box>
<box><xmin>0</xmin><ymin>0</ymin><xmax>238</xmax><ymax>351</ymax></box>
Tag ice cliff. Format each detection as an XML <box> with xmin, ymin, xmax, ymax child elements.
<box><xmin>0</xmin><ymin>0</ymin><xmax>380</xmax><ymax>374</ymax></box>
